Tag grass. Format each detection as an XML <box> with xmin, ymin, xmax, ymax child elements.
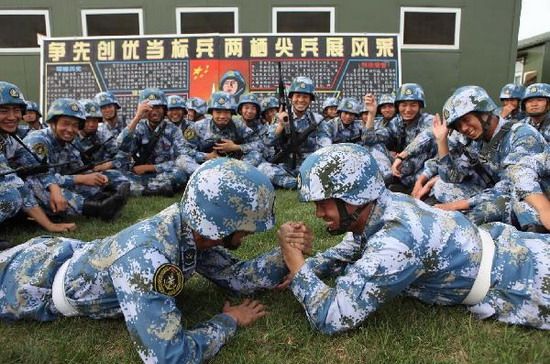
<box><xmin>0</xmin><ymin>190</ymin><xmax>548</xmax><ymax>364</ymax></box>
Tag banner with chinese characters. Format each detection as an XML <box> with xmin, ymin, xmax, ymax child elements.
<box><xmin>41</xmin><ymin>33</ymin><xmax>400</xmax><ymax>119</ymax></box>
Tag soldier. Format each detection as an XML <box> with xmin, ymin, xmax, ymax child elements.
<box><xmin>497</xmin><ymin>83</ymin><xmax>526</xmax><ymax>121</ymax></box>
<box><xmin>185</xmin><ymin>97</ymin><xmax>207</xmax><ymax>122</ymax></box>
<box><xmin>118</xmin><ymin>88</ymin><xmax>196</xmax><ymax>196</ymax></box>
<box><xmin>0</xmin><ymin>158</ymin><xmax>303</xmax><ymax>363</ymax></box>
<box><xmin>520</xmin><ymin>82</ymin><xmax>550</xmax><ymax>143</ymax></box>
<box><xmin>260</xmin><ymin>96</ymin><xmax>279</xmax><ymax>125</ymax></box>
<box><xmin>326</xmin><ymin>97</ymin><xmax>362</xmax><ymax>144</ymax></box>
<box><xmin>166</xmin><ymin>95</ymin><xmax>189</xmax><ymax>132</ymax></box>
<box><xmin>375</xmin><ymin>93</ymin><xmax>396</xmax><ymax>123</ymax></box>
<box><xmin>320</xmin><ymin>97</ymin><xmax>339</xmax><ymax>121</ymax></box>
<box><xmin>220</xmin><ymin>70</ymin><xmax>246</xmax><ymax>102</ymax></box>
<box><xmin>362</xmin><ymin>84</ymin><xmax>434</xmax><ymax>192</ymax></box>
<box><xmin>432</xmin><ymin>85</ymin><xmax>548</xmax><ymax>230</ymax></box>
<box><xmin>236</xmin><ymin>93</ymin><xmax>268</xmax><ymax>166</ymax></box>
<box><xmin>17</xmin><ymin>100</ymin><xmax>46</xmax><ymax>139</ymax></box>
<box><xmin>0</xmin><ymin>82</ymin><xmax>76</xmax><ymax>236</ymax></box>
<box><xmin>23</xmin><ymin>98</ymin><xmax>127</xmax><ymax>221</ymax></box>
<box><xmin>95</xmin><ymin>91</ymin><xmax>126</xmax><ymax>138</ymax></box>
<box><xmin>277</xmin><ymin>143</ymin><xmax>549</xmax><ymax>334</ymax></box>
<box><xmin>184</xmin><ymin>91</ymin><xmax>261</xmax><ymax>166</ymax></box>
<box><xmin>257</xmin><ymin>76</ymin><xmax>331</xmax><ymax>189</ymax></box>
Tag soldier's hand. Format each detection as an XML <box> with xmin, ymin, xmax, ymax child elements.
<box><xmin>500</xmin><ymin>103</ymin><xmax>516</xmax><ymax>118</ymax></box>
<box><xmin>132</xmin><ymin>164</ymin><xmax>156</xmax><ymax>175</ymax></box>
<box><xmin>205</xmin><ymin>151</ymin><xmax>219</xmax><ymax>160</ymax></box>
<box><xmin>223</xmin><ymin>299</ymin><xmax>267</xmax><ymax>327</ymax></box>
<box><xmin>135</xmin><ymin>101</ymin><xmax>153</xmax><ymax>119</ymax></box>
<box><xmin>93</xmin><ymin>161</ymin><xmax>113</xmax><ymax>172</ymax></box>
<box><xmin>49</xmin><ymin>186</ymin><xmax>68</xmax><ymax>213</ymax></box>
<box><xmin>363</xmin><ymin>93</ymin><xmax>377</xmax><ymax>113</ymax></box>
<box><xmin>277</xmin><ymin>222</ymin><xmax>313</xmax><ymax>254</ymax></box>
<box><xmin>274</xmin><ymin>274</ymin><xmax>293</xmax><ymax>291</ymax></box>
<box><xmin>411</xmin><ymin>176</ymin><xmax>428</xmax><ymax>199</ymax></box>
<box><xmin>432</xmin><ymin>113</ymin><xmax>449</xmax><ymax>142</ymax></box>
<box><xmin>214</xmin><ymin>139</ymin><xmax>240</xmax><ymax>153</ymax></box>
<box><xmin>434</xmin><ymin>199</ymin><xmax>470</xmax><ymax>211</ymax></box>
<box><xmin>47</xmin><ymin>222</ymin><xmax>77</xmax><ymax>233</ymax></box>
<box><xmin>391</xmin><ymin>158</ymin><xmax>403</xmax><ymax>178</ymax></box>
<box><xmin>76</xmin><ymin>172</ymin><xmax>109</xmax><ymax>186</ymax></box>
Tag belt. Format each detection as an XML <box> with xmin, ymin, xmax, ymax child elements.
<box><xmin>462</xmin><ymin>228</ymin><xmax>495</xmax><ymax>305</ymax></box>
<box><xmin>52</xmin><ymin>259</ymin><xmax>79</xmax><ymax>317</ymax></box>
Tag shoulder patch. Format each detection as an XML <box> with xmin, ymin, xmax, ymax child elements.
<box><xmin>32</xmin><ymin>143</ymin><xmax>48</xmax><ymax>157</ymax></box>
<box><xmin>153</xmin><ymin>263</ymin><xmax>184</xmax><ymax>297</ymax></box>
<box><xmin>184</xmin><ymin>128</ymin><xmax>196</xmax><ymax>140</ymax></box>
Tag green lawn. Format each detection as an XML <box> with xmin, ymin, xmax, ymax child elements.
<box><xmin>0</xmin><ymin>190</ymin><xmax>548</xmax><ymax>364</ymax></box>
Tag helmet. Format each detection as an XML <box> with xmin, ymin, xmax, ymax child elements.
<box><xmin>337</xmin><ymin>97</ymin><xmax>361</xmax><ymax>116</ymax></box>
<box><xmin>499</xmin><ymin>83</ymin><xmax>525</xmax><ymax>100</ymax></box>
<box><xmin>186</xmin><ymin>97</ymin><xmax>207</xmax><ymax>115</ymax></box>
<box><xmin>442</xmin><ymin>86</ymin><xmax>497</xmax><ymax>128</ymax></box>
<box><xmin>181</xmin><ymin>158</ymin><xmax>275</xmax><ymax>240</ymax></box>
<box><xmin>322</xmin><ymin>97</ymin><xmax>339</xmax><ymax>111</ymax></box>
<box><xmin>46</xmin><ymin>98</ymin><xmax>86</xmax><ymax>124</ymax></box>
<box><xmin>208</xmin><ymin>91</ymin><xmax>235</xmax><ymax>114</ymax></box>
<box><xmin>0</xmin><ymin>81</ymin><xmax>26</xmax><ymax>112</ymax></box>
<box><xmin>79</xmin><ymin>99</ymin><xmax>102</xmax><ymax>119</ymax></box>
<box><xmin>298</xmin><ymin>143</ymin><xmax>385</xmax><ymax>205</ymax></box>
<box><xmin>25</xmin><ymin>100</ymin><xmax>41</xmax><ymax>117</ymax></box>
<box><xmin>167</xmin><ymin>95</ymin><xmax>186</xmax><ymax>110</ymax></box>
<box><xmin>237</xmin><ymin>93</ymin><xmax>261</xmax><ymax>116</ymax></box>
<box><xmin>395</xmin><ymin>83</ymin><xmax>426</xmax><ymax>108</ymax></box>
<box><xmin>139</xmin><ymin>88</ymin><xmax>167</xmax><ymax>108</ymax></box>
<box><xmin>288</xmin><ymin>76</ymin><xmax>316</xmax><ymax>101</ymax></box>
<box><xmin>220</xmin><ymin>70</ymin><xmax>246</xmax><ymax>99</ymax></box>
<box><xmin>521</xmin><ymin>83</ymin><xmax>550</xmax><ymax>109</ymax></box>
<box><xmin>261</xmin><ymin>96</ymin><xmax>279</xmax><ymax>115</ymax></box>
<box><xmin>95</xmin><ymin>91</ymin><xmax>121</xmax><ymax>109</ymax></box>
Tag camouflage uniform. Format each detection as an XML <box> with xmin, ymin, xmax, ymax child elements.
<box><xmin>0</xmin><ymin>159</ymin><xmax>289</xmax><ymax>363</ymax></box>
<box><xmin>95</xmin><ymin>91</ymin><xmax>127</xmax><ymax>138</ymax></box>
<box><xmin>186</xmin><ymin>97</ymin><xmax>208</xmax><ymax>122</ymax></box>
<box><xmin>520</xmin><ymin>83</ymin><xmax>550</xmax><ymax>143</ymax></box>
<box><xmin>291</xmin><ymin>144</ymin><xmax>549</xmax><ymax>334</ymax></box>
<box><xmin>495</xmin><ymin>83</ymin><xmax>526</xmax><ymax>122</ymax></box>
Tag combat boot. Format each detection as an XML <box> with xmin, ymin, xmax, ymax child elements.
<box><xmin>0</xmin><ymin>239</ymin><xmax>16</xmax><ymax>251</ymax></box>
<box><xmin>83</xmin><ymin>194</ymin><xmax>124</xmax><ymax>221</ymax></box>
<box><xmin>142</xmin><ymin>184</ymin><xmax>174</xmax><ymax>197</ymax></box>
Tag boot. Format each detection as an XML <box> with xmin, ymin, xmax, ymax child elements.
<box><xmin>83</xmin><ymin>194</ymin><xmax>124</xmax><ymax>221</ymax></box>
<box><xmin>114</xmin><ymin>182</ymin><xmax>131</xmax><ymax>204</ymax></box>
<box><xmin>142</xmin><ymin>184</ymin><xmax>174</xmax><ymax>197</ymax></box>
<box><xmin>0</xmin><ymin>240</ymin><xmax>16</xmax><ymax>251</ymax></box>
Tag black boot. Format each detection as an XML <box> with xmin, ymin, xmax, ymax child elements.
<box><xmin>114</xmin><ymin>182</ymin><xmax>131</xmax><ymax>204</ymax></box>
<box><xmin>83</xmin><ymin>194</ymin><xmax>125</xmax><ymax>221</ymax></box>
<box><xmin>142</xmin><ymin>184</ymin><xmax>174</xmax><ymax>197</ymax></box>
<box><xmin>0</xmin><ymin>239</ymin><xmax>17</xmax><ymax>251</ymax></box>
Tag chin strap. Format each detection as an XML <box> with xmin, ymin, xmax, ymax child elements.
<box><xmin>326</xmin><ymin>199</ymin><xmax>370</xmax><ymax>236</ymax></box>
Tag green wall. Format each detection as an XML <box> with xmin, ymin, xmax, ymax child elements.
<box><xmin>0</xmin><ymin>0</ymin><xmax>521</xmax><ymax>113</ymax></box>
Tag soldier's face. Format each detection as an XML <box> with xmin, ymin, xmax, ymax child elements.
<box><xmin>502</xmin><ymin>99</ymin><xmax>519</xmax><ymax>109</ymax></box>
<box><xmin>324</xmin><ymin>106</ymin><xmax>338</xmax><ymax>119</ymax></box>
<box><xmin>222</xmin><ymin>79</ymin><xmax>239</xmax><ymax>94</ymax></box>
<box><xmin>83</xmin><ymin>118</ymin><xmax>99</xmax><ymax>135</ymax></box>
<box><xmin>398</xmin><ymin>101</ymin><xmax>421</xmax><ymax>121</ymax></box>
<box><xmin>212</xmin><ymin>110</ymin><xmax>232</xmax><ymax>127</ymax></box>
<box><xmin>524</xmin><ymin>97</ymin><xmax>549</xmax><ymax>114</ymax></box>
<box><xmin>360</xmin><ymin>112</ymin><xmax>369</xmax><ymax>123</ymax></box>
<box><xmin>23</xmin><ymin>111</ymin><xmax>39</xmax><ymax>124</ymax></box>
<box><xmin>100</xmin><ymin>104</ymin><xmax>117</xmax><ymax>120</ymax></box>
<box><xmin>340</xmin><ymin>111</ymin><xmax>356</xmax><ymax>125</ymax></box>
<box><xmin>187</xmin><ymin>109</ymin><xmax>197</xmax><ymax>121</ymax></box>
<box><xmin>167</xmin><ymin>108</ymin><xmax>186</xmax><ymax>123</ymax></box>
<box><xmin>241</xmin><ymin>104</ymin><xmax>258</xmax><ymax>121</ymax></box>
<box><xmin>0</xmin><ymin>104</ymin><xmax>23</xmax><ymax>134</ymax></box>
<box><xmin>291</xmin><ymin>93</ymin><xmax>312</xmax><ymax>112</ymax></box>
<box><xmin>52</xmin><ymin>116</ymin><xmax>79</xmax><ymax>142</ymax></box>
<box><xmin>147</xmin><ymin>105</ymin><xmax>166</xmax><ymax>124</ymax></box>
<box><xmin>456</xmin><ymin>113</ymin><xmax>483</xmax><ymax>140</ymax></box>
<box><xmin>380</xmin><ymin>104</ymin><xmax>396</xmax><ymax>119</ymax></box>
<box><xmin>314</xmin><ymin>199</ymin><xmax>342</xmax><ymax>231</ymax></box>
<box><xmin>263</xmin><ymin>108</ymin><xmax>277</xmax><ymax>123</ymax></box>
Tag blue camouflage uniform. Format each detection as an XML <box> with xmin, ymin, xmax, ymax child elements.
<box><xmin>291</xmin><ymin>144</ymin><xmax>549</xmax><ymax>334</ymax></box>
<box><xmin>16</xmin><ymin>100</ymin><xmax>46</xmax><ymax>139</ymax></box>
<box><xmin>95</xmin><ymin>91</ymin><xmax>127</xmax><ymax>138</ymax></box>
<box><xmin>520</xmin><ymin>83</ymin><xmax>550</xmax><ymax>143</ymax></box>
<box><xmin>495</xmin><ymin>83</ymin><xmax>526</xmax><ymax>122</ymax></box>
<box><xmin>0</xmin><ymin>158</ymin><xmax>289</xmax><ymax>363</ymax></box>
<box><xmin>234</xmin><ymin>93</ymin><xmax>269</xmax><ymax>166</ymax></box>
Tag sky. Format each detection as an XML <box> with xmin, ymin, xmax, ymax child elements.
<box><xmin>518</xmin><ymin>0</ymin><xmax>550</xmax><ymax>40</ymax></box>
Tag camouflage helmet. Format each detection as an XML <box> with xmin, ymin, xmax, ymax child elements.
<box><xmin>395</xmin><ymin>83</ymin><xmax>426</xmax><ymax>108</ymax></box>
<box><xmin>0</xmin><ymin>81</ymin><xmax>26</xmax><ymax>112</ymax></box>
<box><xmin>46</xmin><ymin>98</ymin><xmax>86</xmax><ymax>124</ymax></box>
<box><xmin>298</xmin><ymin>144</ymin><xmax>385</xmax><ymax>205</ymax></box>
<box><xmin>79</xmin><ymin>99</ymin><xmax>103</xmax><ymax>119</ymax></box>
<box><xmin>521</xmin><ymin>83</ymin><xmax>550</xmax><ymax>109</ymax></box>
<box><xmin>261</xmin><ymin>96</ymin><xmax>279</xmax><ymax>114</ymax></box>
<box><xmin>322</xmin><ymin>97</ymin><xmax>339</xmax><ymax>111</ymax></box>
<box><xmin>181</xmin><ymin>158</ymin><xmax>275</xmax><ymax>240</ymax></box>
<box><xmin>337</xmin><ymin>97</ymin><xmax>361</xmax><ymax>116</ymax></box>
<box><xmin>208</xmin><ymin>91</ymin><xmax>236</xmax><ymax>114</ymax></box>
<box><xmin>377</xmin><ymin>93</ymin><xmax>395</xmax><ymax>114</ymax></box>
<box><xmin>95</xmin><ymin>91</ymin><xmax>121</xmax><ymax>109</ymax></box>
<box><xmin>25</xmin><ymin>100</ymin><xmax>41</xmax><ymax>117</ymax></box>
<box><xmin>220</xmin><ymin>70</ymin><xmax>246</xmax><ymax>99</ymax></box>
<box><xmin>167</xmin><ymin>95</ymin><xmax>186</xmax><ymax>110</ymax></box>
<box><xmin>237</xmin><ymin>93</ymin><xmax>261</xmax><ymax>116</ymax></box>
<box><xmin>186</xmin><ymin>97</ymin><xmax>208</xmax><ymax>115</ymax></box>
<box><xmin>288</xmin><ymin>76</ymin><xmax>316</xmax><ymax>101</ymax></box>
<box><xmin>139</xmin><ymin>88</ymin><xmax>168</xmax><ymax>108</ymax></box>
<box><xmin>499</xmin><ymin>83</ymin><xmax>525</xmax><ymax>100</ymax></box>
<box><xmin>442</xmin><ymin>86</ymin><xmax>497</xmax><ymax>128</ymax></box>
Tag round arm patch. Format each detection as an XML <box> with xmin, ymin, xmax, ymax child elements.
<box><xmin>153</xmin><ymin>263</ymin><xmax>184</xmax><ymax>296</ymax></box>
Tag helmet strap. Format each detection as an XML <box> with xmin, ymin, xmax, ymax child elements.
<box><xmin>326</xmin><ymin>199</ymin><xmax>369</xmax><ymax>236</ymax></box>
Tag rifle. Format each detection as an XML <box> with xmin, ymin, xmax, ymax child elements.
<box><xmin>333</xmin><ymin>133</ymin><xmax>362</xmax><ymax>144</ymax></box>
<box><xmin>277</xmin><ymin>62</ymin><xmax>297</xmax><ymax>169</ymax></box>
<box><xmin>133</xmin><ymin>122</ymin><xmax>167</xmax><ymax>166</ymax></box>
<box><xmin>201</xmin><ymin>138</ymin><xmax>244</xmax><ymax>160</ymax></box>
<box><xmin>80</xmin><ymin>135</ymin><xmax>115</xmax><ymax>165</ymax></box>
<box><xmin>62</xmin><ymin>159</ymin><xmax>113</xmax><ymax>175</ymax></box>
<box><xmin>0</xmin><ymin>161</ymin><xmax>73</xmax><ymax>179</ymax></box>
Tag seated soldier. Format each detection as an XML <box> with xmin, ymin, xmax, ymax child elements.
<box><xmin>260</xmin><ymin>96</ymin><xmax>279</xmax><ymax>125</ymax></box>
<box><xmin>496</xmin><ymin>83</ymin><xmax>526</xmax><ymax>121</ymax></box>
<box><xmin>185</xmin><ymin>97</ymin><xmax>207</xmax><ymax>123</ymax></box>
<box><xmin>166</xmin><ymin>95</ymin><xmax>189</xmax><ymax>133</ymax></box>
<box><xmin>320</xmin><ymin>97</ymin><xmax>339</xmax><ymax>122</ymax></box>
<box><xmin>0</xmin><ymin>158</ymin><xmax>303</xmax><ymax>363</ymax></box>
<box><xmin>520</xmin><ymin>83</ymin><xmax>550</xmax><ymax>143</ymax></box>
<box><xmin>235</xmin><ymin>93</ymin><xmax>268</xmax><ymax>166</ymax></box>
<box><xmin>183</xmin><ymin>91</ymin><xmax>261</xmax><ymax>165</ymax></box>
<box><xmin>0</xmin><ymin>82</ymin><xmax>75</xmax><ymax>239</ymax></box>
<box><xmin>24</xmin><ymin>98</ymin><xmax>127</xmax><ymax>221</ymax></box>
<box><xmin>95</xmin><ymin>91</ymin><xmax>127</xmax><ymax>138</ymax></box>
<box><xmin>278</xmin><ymin>144</ymin><xmax>549</xmax><ymax>334</ymax></box>
<box><xmin>16</xmin><ymin>100</ymin><xmax>46</xmax><ymax>139</ymax></box>
<box><xmin>117</xmin><ymin>88</ymin><xmax>196</xmax><ymax>197</ymax></box>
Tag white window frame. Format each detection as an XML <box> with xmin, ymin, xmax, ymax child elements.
<box><xmin>400</xmin><ymin>7</ymin><xmax>461</xmax><ymax>50</ymax></box>
<box><xmin>272</xmin><ymin>7</ymin><xmax>335</xmax><ymax>33</ymax></box>
<box><xmin>81</xmin><ymin>8</ymin><xmax>144</xmax><ymax>36</ymax></box>
<box><xmin>0</xmin><ymin>10</ymin><xmax>50</xmax><ymax>53</ymax></box>
<box><xmin>176</xmin><ymin>7</ymin><xmax>239</xmax><ymax>34</ymax></box>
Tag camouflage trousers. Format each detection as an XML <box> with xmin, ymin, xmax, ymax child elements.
<box><xmin>242</xmin><ymin>150</ymin><xmax>264</xmax><ymax>167</ymax></box>
<box><xmin>257</xmin><ymin>162</ymin><xmax>298</xmax><ymax>189</ymax></box>
<box><xmin>122</xmin><ymin>169</ymin><xmax>188</xmax><ymax>196</ymax></box>
<box><xmin>0</xmin><ymin>188</ymin><xmax>23</xmax><ymax>223</ymax></box>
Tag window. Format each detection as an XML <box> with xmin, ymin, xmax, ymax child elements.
<box><xmin>0</xmin><ymin>10</ymin><xmax>50</xmax><ymax>52</ymax></box>
<box><xmin>400</xmin><ymin>7</ymin><xmax>461</xmax><ymax>49</ymax></box>
<box><xmin>176</xmin><ymin>8</ymin><xmax>238</xmax><ymax>34</ymax></box>
<box><xmin>272</xmin><ymin>7</ymin><xmax>335</xmax><ymax>33</ymax></box>
<box><xmin>81</xmin><ymin>9</ymin><xmax>143</xmax><ymax>36</ymax></box>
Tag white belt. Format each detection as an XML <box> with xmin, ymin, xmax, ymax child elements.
<box><xmin>462</xmin><ymin>228</ymin><xmax>495</xmax><ymax>305</ymax></box>
<box><xmin>52</xmin><ymin>259</ymin><xmax>79</xmax><ymax>317</ymax></box>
